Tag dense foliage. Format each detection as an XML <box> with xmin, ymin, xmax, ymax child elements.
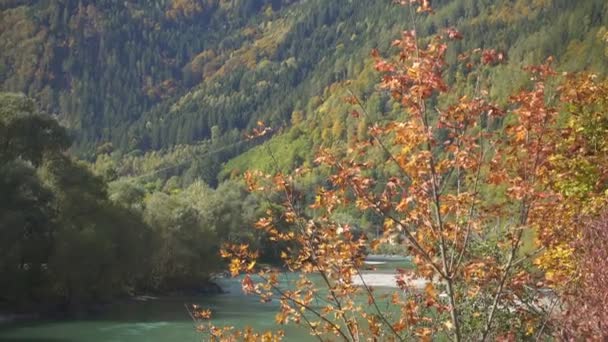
<box><xmin>0</xmin><ymin>93</ymin><xmax>262</xmax><ymax>312</ymax></box>
<box><xmin>213</xmin><ymin>2</ymin><xmax>608</xmax><ymax>341</ymax></box>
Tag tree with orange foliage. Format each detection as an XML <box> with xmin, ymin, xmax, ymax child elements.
<box><xmin>204</xmin><ymin>1</ymin><xmax>608</xmax><ymax>341</ymax></box>
<box><xmin>545</xmin><ymin>73</ymin><xmax>608</xmax><ymax>339</ymax></box>
<box><xmin>166</xmin><ymin>0</ymin><xmax>211</xmax><ymax>20</ymax></box>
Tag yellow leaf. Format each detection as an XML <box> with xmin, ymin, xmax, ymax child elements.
<box><xmin>247</xmin><ymin>260</ymin><xmax>256</xmax><ymax>271</ymax></box>
<box><xmin>526</xmin><ymin>323</ymin><xmax>534</xmax><ymax>336</ymax></box>
<box><xmin>370</xmin><ymin>239</ymin><xmax>381</xmax><ymax>251</ymax></box>
<box><xmin>424</xmin><ymin>283</ymin><xmax>437</xmax><ymax>299</ymax></box>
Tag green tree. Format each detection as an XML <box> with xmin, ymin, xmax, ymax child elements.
<box><xmin>143</xmin><ymin>190</ymin><xmax>220</xmax><ymax>291</ymax></box>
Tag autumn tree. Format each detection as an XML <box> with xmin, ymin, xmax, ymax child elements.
<box><xmin>211</xmin><ymin>2</ymin><xmax>608</xmax><ymax>341</ymax></box>
<box><xmin>166</xmin><ymin>0</ymin><xmax>211</xmax><ymax>20</ymax></box>
<box><xmin>545</xmin><ymin>74</ymin><xmax>608</xmax><ymax>339</ymax></box>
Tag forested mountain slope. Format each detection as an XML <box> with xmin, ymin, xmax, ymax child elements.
<box><xmin>1</xmin><ymin>0</ymin><xmax>298</xmax><ymax>154</ymax></box>
<box><xmin>1</xmin><ymin>0</ymin><xmax>607</xmax><ymax>186</ymax></box>
<box><xmin>222</xmin><ymin>0</ymin><xmax>608</xmax><ymax>181</ymax></box>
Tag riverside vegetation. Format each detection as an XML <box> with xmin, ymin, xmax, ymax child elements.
<box><xmin>0</xmin><ymin>92</ymin><xmax>264</xmax><ymax>313</ymax></box>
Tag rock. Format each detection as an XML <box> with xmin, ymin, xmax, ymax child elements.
<box><xmin>199</xmin><ymin>281</ymin><xmax>224</xmax><ymax>294</ymax></box>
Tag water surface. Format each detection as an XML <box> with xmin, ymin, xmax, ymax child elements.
<box><xmin>0</xmin><ymin>260</ymin><xmax>410</xmax><ymax>341</ymax></box>
<box><xmin>0</xmin><ymin>277</ymin><xmax>308</xmax><ymax>342</ymax></box>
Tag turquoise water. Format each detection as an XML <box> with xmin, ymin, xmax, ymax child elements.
<box><xmin>0</xmin><ymin>277</ymin><xmax>309</xmax><ymax>342</ymax></box>
<box><xmin>0</xmin><ymin>261</ymin><xmax>410</xmax><ymax>342</ymax></box>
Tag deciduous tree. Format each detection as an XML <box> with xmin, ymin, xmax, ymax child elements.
<box><xmin>207</xmin><ymin>2</ymin><xmax>608</xmax><ymax>341</ymax></box>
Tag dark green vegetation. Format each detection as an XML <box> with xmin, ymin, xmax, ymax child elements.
<box><xmin>0</xmin><ymin>94</ymin><xmax>263</xmax><ymax>312</ymax></box>
<box><xmin>1</xmin><ymin>0</ymin><xmax>607</xmax><ymax>312</ymax></box>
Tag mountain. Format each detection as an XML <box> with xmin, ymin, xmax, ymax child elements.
<box><xmin>1</xmin><ymin>0</ymin><xmax>607</xmax><ymax>186</ymax></box>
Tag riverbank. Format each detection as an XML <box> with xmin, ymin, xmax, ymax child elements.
<box><xmin>364</xmin><ymin>254</ymin><xmax>411</xmax><ymax>262</ymax></box>
<box><xmin>353</xmin><ymin>272</ymin><xmax>437</xmax><ymax>289</ymax></box>
<box><xmin>0</xmin><ymin>313</ymin><xmax>40</xmax><ymax>324</ymax></box>
<box><xmin>0</xmin><ymin>280</ymin><xmax>225</xmax><ymax>325</ymax></box>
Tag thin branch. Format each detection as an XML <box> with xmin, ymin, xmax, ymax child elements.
<box><xmin>346</xmin><ymin>87</ymin><xmax>412</xmax><ymax>184</ymax></box>
<box><xmin>482</xmin><ymin>87</ymin><xmax>554</xmax><ymax>340</ymax></box>
<box><xmin>480</xmin><ymin>226</ymin><xmax>524</xmax><ymax>342</ymax></box>
<box><xmin>451</xmin><ymin>145</ymin><xmax>485</xmax><ymax>274</ymax></box>
<box><xmin>315</xmin><ymin>265</ymin><xmax>359</xmax><ymax>342</ymax></box>
<box><xmin>299</xmin><ymin>309</ymin><xmax>326</xmax><ymax>342</ymax></box>
<box><xmin>511</xmin><ymin>247</ymin><xmax>546</xmax><ymax>268</ymax></box>
<box><xmin>419</xmin><ymin>78</ymin><xmax>463</xmax><ymax>342</ymax></box>
<box><xmin>262</xmin><ymin>137</ymin><xmax>358</xmax><ymax>341</ymax></box>
<box><xmin>535</xmin><ymin>296</ymin><xmax>559</xmax><ymax>341</ymax></box>
<box><xmin>340</xmin><ymin>170</ymin><xmax>447</xmax><ymax>279</ymax></box>
<box><xmin>355</xmin><ymin>267</ymin><xmax>404</xmax><ymax>341</ymax></box>
<box><xmin>184</xmin><ymin>303</ymin><xmax>203</xmax><ymax>332</ymax></box>
<box><xmin>266</xmin><ymin>279</ymin><xmax>351</xmax><ymax>341</ymax></box>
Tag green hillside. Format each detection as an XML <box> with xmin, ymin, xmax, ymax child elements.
<box><xmin>2</xmin><ymin>0</ymin><xmax>604</xmax><ymax>154</ymax></box>
<box><xmin>223</xmin><ymin>0</ymin><xmax>608</xmax><ymax>180</ymax></box>
<box><xmin>1</xmin><ymin>0</ymin><xmax>607</xmax><ymax>188</ymax></box>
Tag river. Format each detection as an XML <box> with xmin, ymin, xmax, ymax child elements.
<box><xmin>0</xmin><ymin>276</ymin><xmax>311</xmax><ymax>341</ymax></box>
<box><xmin>0</xmin><ymin>259</ymin><xmax>410</xmax><ymax>341</ymax></box>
